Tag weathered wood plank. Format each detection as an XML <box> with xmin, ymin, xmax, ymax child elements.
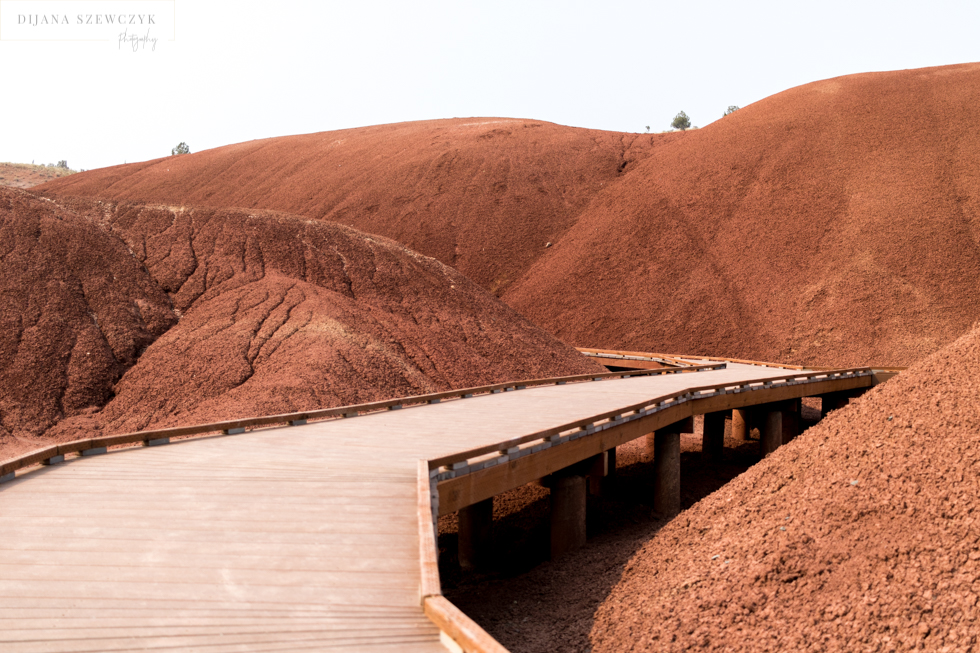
<box><xmin>0</xmin><ymin>579</ymin><xmax>425</xmax><ymax>608</ymax></box>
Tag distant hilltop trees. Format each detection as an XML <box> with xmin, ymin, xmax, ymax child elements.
<box><xmin>643</xmin><ymin>105</ymin><xmax>736</xmax><ymax>134</ymax></box>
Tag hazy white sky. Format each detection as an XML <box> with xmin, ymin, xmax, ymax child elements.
<box><xmin>2</xmin><ymin>0</ymin><xmax>979</xmax><ymax>171</ymax></box>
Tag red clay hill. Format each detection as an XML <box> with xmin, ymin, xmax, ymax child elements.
<box><xmin>590</xmin><ymin>320</ymin><xmax>980</xmax><ymax>652</ymax></box>
<box><xmin>38</xmin><ymin>119</ymin><xmax>662</xmax><ymax>297</ymax></box>
<box><xmin>0</xmin><ymin>188</ymin><xmax>602</xmax><ymax>460</ymax></box>
<box><xmin>508</xmin><ymin>62</ymin><xmax>980</xmax><ymax>368</ymax></box>
<box><xmin>39</xmin><ymin>63</ymin><xmax>980</xmax><ymax>368</ymax></box>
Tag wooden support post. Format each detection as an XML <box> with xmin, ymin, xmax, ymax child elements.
<box><xmin>702</xmin><ymin>411</ymin><xmax>726</xmax><ymax>463</ymax></box>
<box><xmin>782</xmin><ymin>398</ymin><xmax>801</xmax><ymax>442</ymax></box>
<box><xmin>761</xmin><ymin>406</ymin><xmax>784</xmax><ymax>457</ymax></box>
<box><xmin>587</xmin><ymin>453</ymin><xmax>606</xmax><ymax>496</ymax></box>
<box><xmin>732</xmin><ymin>408</ymin><xmax>749</xmax><ymax>441</ymax></box>
<box><xmin>653</xmin><ymin>428</ymin><xmax>681</xmax><ymax>518</ymax></box>
<box><xmin>550</xmin><ymin>475</ymin><xmax>587</xmax><ymax>559</ymax></box>
<box><xmin>458</xmin><ymin>498</ymin><xmax>493</xmax><ymax>571</ymax></box>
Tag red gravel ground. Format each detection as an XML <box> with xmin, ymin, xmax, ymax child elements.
<box><xmin>586</xmin><ymin>326</ymin><xmax>980</xmax><ymax>652</ymax></box>
<box><xmin>37</xmin><ymin>63</ymin><xmax>980</xmax><ymax>367</ymax></box>
<box><xmin>0</xmin><ymin>188</ymin><xmax>602</xmax><ymax>460</ymax></box>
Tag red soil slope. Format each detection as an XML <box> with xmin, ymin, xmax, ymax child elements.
<box><xmin>39</xmin><ymin>63</ymin><xmax>980</xmax><ymax>367</ymax></box>
<box><xmin>0</xmin><ymin>189</ymin><xmax>602</xmax><ymax>460</ymax></box>
<box><xmin>592</xmin><ymin>324</ymin><xmax>980</xmax><ymax>652</ymax></box>
<box><xmin>38</xmin><ymin>119</ymin><xmax>663</xmax><ymax>296</ymax></box>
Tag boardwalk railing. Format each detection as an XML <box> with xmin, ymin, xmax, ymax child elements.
<box><xmin>578</xmin><ymin>347</ymin><xmax>810</xmax><ymax>369</ymax></box>
<box><xmin>427</xmin><ymin>366</ymin><xmax>874</xmax><ymax>482</ymax></box>
<box><xmin>580</xmin><ymin>347</ymin><xmax>911</xmax><ymax>379</ymax></box>
<box><xmin>418</xmin><ymin>461</ymin><xmax>508</xmax><ymax>653</ymax></box>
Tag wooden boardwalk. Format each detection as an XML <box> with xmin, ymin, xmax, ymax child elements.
<box><xmin>0</xmin><ymin>362</ymin><xmax>874</xmax><ymax>652</ymax></box>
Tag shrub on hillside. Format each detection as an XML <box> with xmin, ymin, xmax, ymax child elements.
<box><xmin>671</xmin><ymin>111</ymin><xmax>691</xmax><ymax>131</ymax></box>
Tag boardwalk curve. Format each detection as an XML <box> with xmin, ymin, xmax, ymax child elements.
<box><xmin>0</xmin><ymin>359</ymin><xmax>882</xmax><ymax>652</ymax></box>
